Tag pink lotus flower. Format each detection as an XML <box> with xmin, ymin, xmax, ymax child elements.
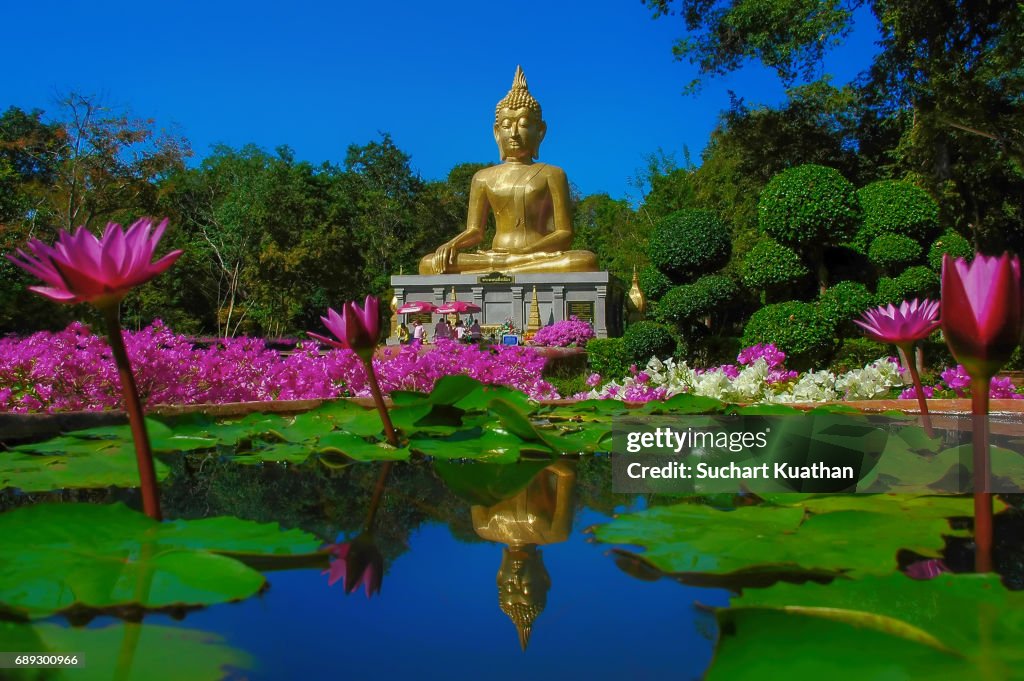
<box><xmin>941</xmin><ymin>253</ymin><xmax>1022</xmax><ymax>380</ymax></box>
<box><xmin>308</xmin><ymin>296</ymin><xmax>381</xmax><ymax>362</ymax></box>
<box><xmin>6</xmin><ymin>219</ymin><xmax>182</xmax><ymax>309</ymax></box>
<box><xmin>323</xmin><ymin>534</ymin><xmax>383</xmax><ymax>598</ymax></box>
<box><xmin>854</xmin><ymin>299</ymin><xmax>940</xmax><ymax>345</ymax></box>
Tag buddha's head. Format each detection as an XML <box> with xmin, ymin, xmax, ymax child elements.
<box><xmin>497</xmin><ymin>544</ymin><xmax>551</xmax><ymax>651</ymax></box>
<box><xmin>494</xmin><ymin>66</ymin><xmax>546</xmax><ymax>162</ymax></box>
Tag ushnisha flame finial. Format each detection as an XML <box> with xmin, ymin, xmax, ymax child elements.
<box><xmin>495</xmin><ymin>65</ymin><xmax>542</xmax><ymax>121</ymax></box>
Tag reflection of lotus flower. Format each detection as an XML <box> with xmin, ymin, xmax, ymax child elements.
<box><xmin>941</xmin><ymin>253</ymin><xmax>1022</xmax><ymax>379</ymax></box>
<box><xmin>324</xmin><ymin>534</ymin><xmax>383</xmax><ymax>597</ymax></box>
<box><xmin>854</xmin><ymin>299</ymin><xmax>939</xmax><ymax>345</ymax></box>
<box><xmin>905</xmin><ymin>558</ymin><xmax>950</xmax><ymax>580</ymax></box>
<box><xmin>6</xmin><ymin>219</ymin><xmax>182</xmax><ymax>309</ymax></box>
<box><xmin>308</xmin><ymin>296</ymin><xmax>381</xmax><ymax>362</ymax></box>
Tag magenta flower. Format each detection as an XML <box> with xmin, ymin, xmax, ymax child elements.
<box><xmin>941</xmin><ymin>253</ymin><xmax>1022</xmax><ymax>573</ymax></box>
<box><xmin>6</xmin><ymin>219</ymin><xmax>182</xmax><ymax>309</ymax></box>
<box><xmin>854</xmin><ymin>299</ymin><xmax>940</xmax><ymax>346</ymax></box>
<box><xmin>941</xmin><ymin>253</ymin><xmax>1022</xmax><ymax>380</ymax></box>
<box><xmin>323</xmin><ymin>534</ymin><xmax>383</xmax><ymax>598</ymax></box>
<box><xmin>308</xmin><ymin>296</ymin><xmax>381</xmax><ymax>362</ymax></box>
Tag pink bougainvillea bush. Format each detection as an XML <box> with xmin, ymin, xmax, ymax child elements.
<box><xmin>0</xmin><ymin>321</ymin><xmax>557</xmax><ymax>413</ymax></box>
<box><xmin>898</xmin><ymin>365</ymin><xmax>1024</xmax><ymax>400</ymax></box>
<box><xmin>530</xmin><ymin>317</ymin><xmax>596</xmax><ymax>348</ymax></box>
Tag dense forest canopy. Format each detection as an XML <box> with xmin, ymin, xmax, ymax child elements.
<box><xmin>1</xmin><ymin>1</ymin><xmax>1020</xmax><ymax>340</ymax></box>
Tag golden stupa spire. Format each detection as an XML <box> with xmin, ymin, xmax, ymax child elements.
<box><xmin>627</xmin><ymin>265</ymin><xmax>647</xmax><ymax>322</ymax></box>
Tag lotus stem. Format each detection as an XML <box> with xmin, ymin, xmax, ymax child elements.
<box><xmin>365</xmin><ymin>462</ymin><xmax>394</xmax><ymax>532</ymax></box>
<box><xmin>972</xmin><ymin>376</ymin><xmax>993</xmax><ymax>573</ymax></box>
<box><xmin>901</xmin><ymin>343</ymin><xmax>933</xmax><ymax>437</ymax></box>
<box><xmin>102</xmin><ymin>306</ymin><xmax>162</xmax><ymax>521</ymax></box>
<box><xmin>362</xmin><ymin>357</ymin><xmax>399</xmax><ymax>448</ymax></box>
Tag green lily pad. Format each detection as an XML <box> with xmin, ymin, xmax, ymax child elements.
<box><xmin>709</xmin><ymin>606</ymin><xmax>973</xmax><ymax>680</ymax></box>
<box><xmin>0</xmin><ymin>621</ymin><xmax>252</xmax><ymax>681</ymax></box>
<box><xmin>316</xmin><ymin>431</ymin><xmax>410</xmax><ymax>462</ymax></box>
<box><xmin>642</xmin><ymin>393</ymin><xmax>725</xmax><ymax>414</ymax></box>
<box><xmin>0</xmin><ymin>503</ymin><xmax>321</xmax><ymax>617</ymax></box>
<box><xmin>434</xmin><ymin>459</ymin><xmax>552</xmax><ymax>506</ymax></box>
<box><xmin>410</xmin><ymin>426</ymin><xmax>553</xmax><ymax>463</ymax></box>
<box><xmin>595</xmin><ymin>494</ymin><xmax>964</xmax><ymax>582</ymax></box>
<box><xmin>713</xmin><ymin>573</ymin><xmax>1024</xmax><ymax>679</ymax></box>
<box><xmin>0</xmin><ymin>442</ymin><xmax>170</xmax><ymax>492</ymax></box>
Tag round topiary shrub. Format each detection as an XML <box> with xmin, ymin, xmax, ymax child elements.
<box><xmin>857</xmin><ymin>180</ymin><xmax>939</xmax><ymax>243</ymax></box>
<box><xmin>875</xmin><ymin>266</ymin><xmax>939</xmax><ymax>305</ymax></box>
<box><xmin>927</xmin><ymin>231</ymin><xmax>974</xmax><ymax>271</ymax></box>
<box><xmin>638</xmin><ymin>264</ymin><xmax>672</xmax><ymax>300</ymax></box>
<box><xmin>585</xmin><ymin>337</ymin><xmax>632</xmax><ymax>379</ymax></box>
<box><xmin>819</xmin><ymin>281</ymin><xmax>875</xmax><ymax>331</ymax></box>
<box><xmin>758</xmin><ymin>164</ymin><xmax>861</xmax><ymax>247</ymax></box>
<box><xmin>623</xmin><ymin>321</ymin><xmax>677</xmax><ymax>363</ymax></box>
<box><xmin>658</xmin><ymin>275</ymin><xmax>738</xmax><ymax>325</ymax></box>
<box><xmin>898</xmin><ymin>265</ymin><xmax>940</xmax><ymax>299</ymax></box>
<box><xmin>741</xmin><ymin>239</ymin><xmax>810</xmax><ymax>289</ymax></box>
<box><xmin>648</xmin><ymin>209</ymin><xmax>731</xmax><ymax>283</ymax></box>
<box><xmin>658</xmin><ymin>283</ymin><xmax>705</xmax><ymax>323</ymax></box>
<box><xmin>868</xmin><ymin>233</ymin><xmax>923</xmax><ymax>272</ymax></box>
<box><xmin>741</xmin><ymin>301</ymin><xmax>835</xmax><ymax>368</ymax></box>
<box><xmin>695</xmin><ymin>274</ymin><xmax>738</xmax><ymax>310</ymax></box>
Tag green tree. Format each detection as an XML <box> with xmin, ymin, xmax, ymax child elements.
<box><xmin>344</xmin><ymin>133</ymin><xmax>425</xmax><ymax>293</ymax></box>
<box><xmin>572</xmin><ymin>193</ymin><xmax>648</xmax><ymax>281</ymax></box>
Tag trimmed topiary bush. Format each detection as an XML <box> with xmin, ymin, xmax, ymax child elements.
<box><xmin>658</xmin><ymin>284</ymin><xmax>705</xmax><ymax>323</ymax></box>
<box><xmin>857</xmin><ymin>180</ymin><xmax>939</xmax><ymax>243</ymax></box>
<box><xmin>875</xmin><ymin>266</ymin><xmax>939</xmax><ymax>305</ymax></box>
<box><xmin>658</xmin><ymin>275</ymin><xmax>739</xmax><ymax>324</ymax></box>
<box><xmin>868</xmin><ymin>233</ymin><xmax>923</xmax><ymax>272</ymax></box>
<box><xmin>741</xmin><ymin>301</ymin><xmax>835</xmax><ymax>368</ymax></box>
<box><xmin>585</xmin><ymin>337</ymin><xmax>632</xmax><ymax>379</ymax></box>
<box><xmin>927</xmin><ymin>231</ymin><xmax>974</xmax><ymax>271</ymax></box>
<box><xmin>819</xmin><ymin>281</ymin><xmax>875</xmax><ymax>332</ymax></box>
<box><xmin>829</xmin><ymin>337</ymin><xmax>889</xmax><ymax>373</ymax></box>
<box><xmin>623</xmin><ymin>321</ymin><xmax>677</xmax><ymax>363</ymax></box>
<box><xmin>648</xmin><ymin>209</ymin><xmax>731</xmax><ymax>283</ymax></box>
<box><xmin>638</xmin><ymin>264</ymin><xmax>672</xmax><ymax>300</ymax></box>
<box><xmin>758</xmin><ymin>164</ymin><xmax>861</xmax><ymax>247</ymax></box>
<box><xmin>898</xmin><ymin>265</ymin><xmax>940</xmax><ymax>299</ymax></box>
<box><xmin>695</xmin><ymin>274</ymin><xmax>738</xmax><ymax>311</ymax></box>
<box><xmin>741</xmin><ymin>239</ymin><xmax>810</xmax><ymax>290</ymax></box>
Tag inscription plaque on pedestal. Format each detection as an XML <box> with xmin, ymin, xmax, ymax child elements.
<box><xmin>566</xmin><ymin>301</ymin><xmax>595</xmax><ymax>324</ymax></box>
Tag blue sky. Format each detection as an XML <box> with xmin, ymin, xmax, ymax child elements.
<box><xmin>3</xmin><ymin>1</ymin><xmax>879</xmax><ymax>201</ymax></box>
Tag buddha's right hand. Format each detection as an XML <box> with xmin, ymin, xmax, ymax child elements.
<box><xmin>432</xmin><ymin>243</ymin><xmax>458</xmax><ymax>274</ymax></box>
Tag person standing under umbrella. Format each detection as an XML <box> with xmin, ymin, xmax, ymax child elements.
<box><xmin>412</xmin><ymin>319</ymin><xmax>425</xmax><ymax>345</ymax></box>
<box><xmin>434</xmin><ymin>318</ymin><xmax>451</xmax><ymax>342</ymax></box>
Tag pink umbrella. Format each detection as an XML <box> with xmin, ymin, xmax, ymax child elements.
<box><xmin>396</xmin><ymin>301</ymin><xmax>437</xmax><ymax>314</ymax></box>
<box><xmin>436</xmin><ymin>301</ymin><xmax>481</xmax><ymax>314</ymax></box>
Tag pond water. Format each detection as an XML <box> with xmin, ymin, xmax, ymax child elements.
<box><xmin>1</xmin><ymin>457</ymin><xmax>729</xmax><ymax>680</ymax></box>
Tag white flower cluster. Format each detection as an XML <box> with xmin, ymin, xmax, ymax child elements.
<box><xmin>590</xmin><ymin>357</ymin><xmax>904</xmax><ymax>403</ymax></box>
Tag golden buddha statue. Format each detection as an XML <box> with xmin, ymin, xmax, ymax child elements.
<box><xmin>471</xmin><ymin>461</ymin><xmax>577</xmax><ymax>651</ymax></box>
<box><xmin>419</xmin><ymin>67</ymin><xmax>598</xmax><ymax>275</ymax></box>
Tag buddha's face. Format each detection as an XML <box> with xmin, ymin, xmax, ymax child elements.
<box><xmin>498</xmin><ymin>547</ymin><xmax>551</xmax><ymax>608</ymax></box>
<box><xmin>494</xmin><ymin>107</ymin><xmax>545</xmax><ymax>162</ymax></box>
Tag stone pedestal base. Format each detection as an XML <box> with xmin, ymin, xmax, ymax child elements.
<box><xmin>389</xmin><ymin>271</ymin><xmax>623</xmax><ymax>341</ymax></box>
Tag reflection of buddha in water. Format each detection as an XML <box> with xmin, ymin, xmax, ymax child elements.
<box><xmin>419</xmin><ymin>67</ymin><xmax>598</xmax><ymax>275</ymax></box>
<box><xmin>471</xmin><ymin>461</ymin><xmax>576</xmax><ymax>651</ymax></box>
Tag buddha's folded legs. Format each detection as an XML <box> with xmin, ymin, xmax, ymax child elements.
<box><xmin>418</xmin><ymin>249</ymin><xmax>598</xmax><ymax>275</ymax></box>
